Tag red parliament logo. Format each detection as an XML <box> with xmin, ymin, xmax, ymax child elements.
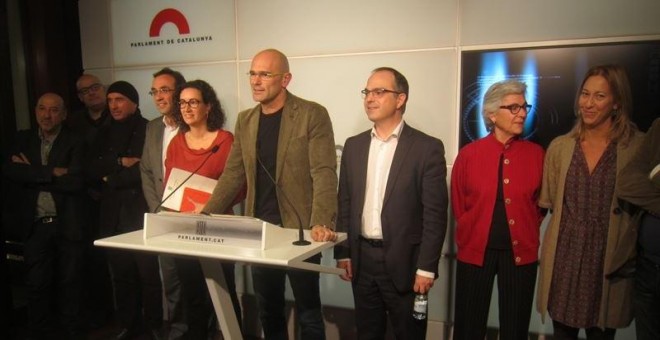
<box><xmin>149</xmin><ymin>8</ymin><xmax>190</xmax><ymax>37</ymax></box>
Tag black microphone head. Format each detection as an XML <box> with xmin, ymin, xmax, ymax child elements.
<box><xmin>211</xmin><ymin>145</ymin><xmax>220</xmax><ymax>153</ymax></box>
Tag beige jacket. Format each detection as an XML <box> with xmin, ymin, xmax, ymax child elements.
<box><xmin>537</xmin><ymin>131</ymin><xmax>644</xmax><ymax>328</ymax></box>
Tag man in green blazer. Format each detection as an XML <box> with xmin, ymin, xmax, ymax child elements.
<box><xmin>203</xmin><ymin>49</ymin><xmax>338</xmax><ymax>339</ymax></box>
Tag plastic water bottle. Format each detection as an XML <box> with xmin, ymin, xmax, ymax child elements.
<box><xmin>412</xmin><ymin>293</ymin><xmax>428</xmax><ymax>320</ymax></box>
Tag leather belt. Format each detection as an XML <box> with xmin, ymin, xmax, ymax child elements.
<box><xmin>360</xmin><ymin>236</ymin><xmax>383</xmax><ymax>248</ymax></box>
<box><xmin>35</xmin><ymin>216</ymin><xmax>58</xmax><ymax>224</ymax></box>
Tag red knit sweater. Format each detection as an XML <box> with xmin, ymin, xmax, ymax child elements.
<box><xmin>451</xmin><ymin>133</ymin><xmax>545</xmax><ymax>266</ymax></box>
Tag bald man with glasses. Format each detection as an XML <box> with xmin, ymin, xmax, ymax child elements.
<box><xmin>203</xmin><ymin>48</ymin><xmax>338</xmax><ymax>339</ymax></box>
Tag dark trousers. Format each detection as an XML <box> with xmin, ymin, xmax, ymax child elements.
<box><xmin>634</xmin><ymin>255</ymin><xmax>660</xmax><ymax>340</ymax></box>
<box><xmin>160</xmin><ymin>255</ymin><xmax>185</xmax><ymax>338</ymax></box>
<box><xmin>454</xmin><ymin>249</ymin><xmax>536</xmax><ymax>340</ymax></box>
<box><xmin>107</xmin><ymin>249</ymin><xmax>162</xmax><ymax>331</ymax></box>
<box><xmin>353</xmin><ymin>239</ymin><xmax>426</xmax><ymax>340</ymax></box>
<box><xmin>0</xmin><ymin>226</ymin><xmax>14</xmax><ymax>337</ymax></box>
<box><xmin>24</xmin><ymin>221</ymin><xmax>84</xmax><ymax>338</ymax></box>
<box><xmin>252</xmin><ymin>255</ymin><xmax>324</xmax><ymax>340</ymax></box>
<box><xmin>552</xmin><ymin>320</ymin><xmax>615</xmax><ymax>340</ymax></box>
<box><xmin>81</xmin><ymin>242</ymin><xmax>113</xmax><ymax>326</ymax></box>
<box><xmin>81</xmin><ymin>201</ymin><xmax>114</xmax><ymax>328</ymax></box>
<box><xmin>175</xmin><ymin>257</ymin><xmax>242</xmax><ymax>339</ymax></box>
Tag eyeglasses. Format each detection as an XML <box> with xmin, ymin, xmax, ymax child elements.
<box><xmin>361</xmin><ymin>88</ymin><xmax>402</xmax><ymax>99</ymax></box>
<box><xmin>247</xmin><ymin>71</ymin><xmax>285</xmax><ymax>80</ymax></box>
<box><xmin>78</xmin><ymin>83</ymin><xmax>102</xmax><ymax>95</ymax></box>
<box><xmin>179</xmin><ymin>99</ymin><xmax>202</xmax><ymax>109</ymax></box>
<box><xmin>499</xmin><ymin>102</ymin><xmax>532</xmax><ymax>114</ymax></box>
<box><xmin>149</xmin><ymin>88</ymin><xmax>175</xmax><ymax>97</ymax></box>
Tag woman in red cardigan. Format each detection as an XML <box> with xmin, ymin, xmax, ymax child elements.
<box><xmin>165</xmin><ymin>79</ymin><xmax>244</xmax><ymax>339</ymax></box>
<box><xmin>451</xmin><ymin>80</ymin><xmax>545</xmax><ymax>340</ymax></box>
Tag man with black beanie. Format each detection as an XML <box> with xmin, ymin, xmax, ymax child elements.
<box><xmin>87</xmin><ymin>80</ymin><xmax>164</xmax><ymax>340</ymax></box>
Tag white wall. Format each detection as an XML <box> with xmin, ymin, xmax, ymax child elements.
<box><xmin>79</xmin><ymin>0</ymin><xmax>660</xmax><ymax>337</ymax></box>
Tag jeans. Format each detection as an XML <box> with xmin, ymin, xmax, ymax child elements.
<box><xmin>252</xmin><ymin>255</ymin><xmax>324</xmax><ymax>340</ymax></box>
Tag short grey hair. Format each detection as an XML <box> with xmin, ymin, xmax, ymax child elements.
<box><xmin>482</xmin><ymin>80</ymin><xmax>527</xmax><ymax>131</ymax></box>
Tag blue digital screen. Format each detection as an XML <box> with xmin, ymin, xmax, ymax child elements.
<box><xmin>460</xmin><ymin>41</ymin><xmax>660</xmax><ymax>149</ymax></box>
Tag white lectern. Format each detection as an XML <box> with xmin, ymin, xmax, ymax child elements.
<box><xmin>94</xmin><ymin>212</ymin><xmax>346</xmax><ymax>340</ymax></box>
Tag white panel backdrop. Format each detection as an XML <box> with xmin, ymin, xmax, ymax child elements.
<box><xmin>236</xmin><ymin>0</ymin><xmax>458</xmax><ymax>58</ymax></box>
<box><xmin>460</xmin><ymin>0</ymin><xmax>660</xmax><ymax>46</ymax></box>
<box><xmin>110</xmin><ymin>0</ymin><xmax>236</xmax><ymax>66</ymax></box>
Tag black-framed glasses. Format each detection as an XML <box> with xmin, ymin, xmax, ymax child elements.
<box><xmin>360</xmin><ymin>88</ymin><xmax>402</xmax><ymax>99</ymax></box>
<box><xmin>499</xmin><ymin>102</ymin><xmax>532</xmax><ymax>114</ymax></box>
<box><xmin>78</xmin><ymin>83</ymin><xmax>102</xmax><ymax>95</ymax></box>
<box><xmin>179</xmin><ymin>99</ymin><xmax>202</xmax><ymax>109</ymax></box>
<box><xmin>149</xmin><ymin>88</ymin><xmax>175</xmax><ymax>97</ymax></box>
<box><xmin>247</xmin><ymin>71</ymin><xmax>285</xmax><ymax>80</ymax></box>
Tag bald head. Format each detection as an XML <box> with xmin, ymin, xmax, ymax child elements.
<box><xmin>76</xmin><ymin>74</ymin><xmax>100</xmax><ymax>89</ymax></box>
<box><xmin>35</xmin><ymin>93</ymin><xmax>67</xmax><ymax>136</ymax></box>
<box><xmin>255</xmin><ymin>49</ymin><xmax>290</xmax><ymax>74</ymax></box>
<box><xmin>249</xmin><ymin>49</ymin><xmax>293</xmax><ymax>112</ymax></box>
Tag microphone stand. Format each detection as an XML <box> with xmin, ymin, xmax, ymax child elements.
<box><xmin>256</xmin><ymin>152</ymin><xmax>310</xmax><ymax>246</ymax></box>
<box><xmin>153</xmin><ymin>145</ymin><xmax>219</xmax><ymax>213</ymax></box>
<box><xmin>292</xmin><ymin>226</ymin><xmax>311</xmax><ymax>246</ymax></box>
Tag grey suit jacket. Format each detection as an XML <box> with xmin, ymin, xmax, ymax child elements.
<box><xmin>335</xmin><ymin>123</ymin><xmax>448</xmax><ymax>292</ymax></box>
<box><xmin>140</xmin><ymin>117</ymin><xmax>166</xmax><ymax>212</ymax></box>
<box><xmin>203</xmin><ymin>92</ymin><xmax>337</xmax><ymax>229</ymax></box>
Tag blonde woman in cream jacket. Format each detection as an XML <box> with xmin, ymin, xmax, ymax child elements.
<box><xmin>537</xmin><ymin>64</ymin><xmax>644</xmax><ymax>339</ymax></box>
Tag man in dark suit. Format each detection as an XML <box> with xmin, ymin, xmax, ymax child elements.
<box><xmin>68</xmin><ymin>73</ymin><xmax>115</xmax><ymax>330</ymax></box>
<box><xmin>3</xmin><ymin>93</ymin><xmax>86</xmax><ymax>339</ymax></box>
<box><xmin>617</xmin><ymin>117</ymin><xmax>660</xmax><ymax>340</ymax></box>
<box><xmin>67</xmin><ymin>74</ymin><xmax>111</xmax><ymax>146</ymax></box>
<box><xmin>202</xmin><ymin>48</ymin><xmax>338</xmax><ymax>339</ymax></box>
<box><xmin>140</xmin><ymin>67</ymin><xmax>189</xmax><ymax>339</ymax></box>
<box><xmin>335</xmin><ymin>67</ymin><xmax>448</xmax><ymax>339</ymax></box>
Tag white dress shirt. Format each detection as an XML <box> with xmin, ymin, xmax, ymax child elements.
<box><xmin>361</xmin><ymin>120</ymin><xmax>404</xmax><ymax>239</ymax></box>
<box><xmin>161</xmin><ymin>116</ymin><xmax>179</xmax><ymax>175</ymax></box>
<box><xmin>360</xmin><ymin>120</ymin><xmax>434</xmax><ymax>279</ymax></box>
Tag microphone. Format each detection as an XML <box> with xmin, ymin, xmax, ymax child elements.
<box><xmin>256</xmin><ymin>148</ymin><xmax>310</xmax><ymax>246</ymax></box>
<box><xmin>153</xmin><ymin>144</ymin><xmax>220</xmax><ymax>213</ymax></box>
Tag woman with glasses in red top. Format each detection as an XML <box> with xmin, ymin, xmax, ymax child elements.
<box><xmin>452</xmin><ymin>80</ymin><xmax>545</xmax><ymax>340</ymax></box>
<box><xmin>164</xmin><ymin>79</ymin><xmax>245</xmax><ymax>339</ymax></box>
